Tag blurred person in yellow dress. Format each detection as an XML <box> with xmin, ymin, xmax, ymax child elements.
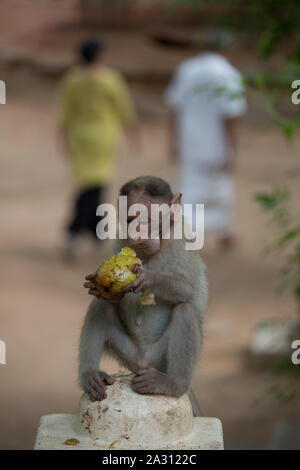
<box><xmin>59</xmin><ymin>39</ymin><xmax>138</xmax><ymax>260</ymax></box>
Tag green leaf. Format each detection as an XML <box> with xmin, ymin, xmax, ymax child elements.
<box><xmin>277</xmin><ymin>273</ymin><xmax>300</xmax><ymax>293</ymax></box>
<box><xmin>255</xmin><ymin>193</ymin><xmax>278</xmax><ymax>210</ymax></box>
<box><xmin>280</xmin><ymin>122</ymin><xmax>294</xmax><ymax>140</ymax></box>
<box><xmin>277</xmin><ymin>229</ymin><xmax>300</xmax><ymax>249</ymax></box>
<box><xmin>253</xmin><ymin>73</ymin><xmax>266</xmax><ymax>90</ymax></box>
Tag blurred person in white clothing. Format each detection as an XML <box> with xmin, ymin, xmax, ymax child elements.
<box><xmin>165</xmin><ymin>31</ymin><xmax>246</xmax><ymax>250</ymax></box>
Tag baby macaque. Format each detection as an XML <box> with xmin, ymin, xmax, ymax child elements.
<box><xmin>79</xmin><ymin>176</ymin><xmax>208</xmax><ymax>416</ymax></box>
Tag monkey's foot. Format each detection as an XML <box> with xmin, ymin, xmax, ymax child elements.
<box><xmin>131</xmin><ymin>368</ymin><xmax>169</xmax><ymax>395</ymax></box>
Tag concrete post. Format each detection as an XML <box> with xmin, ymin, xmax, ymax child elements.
<box><xmin>34</xmin><ymin>372</ymin><xmax>224</xmax><ymax>450</ymax></box>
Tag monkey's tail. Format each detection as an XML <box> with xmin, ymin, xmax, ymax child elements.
<box><xmin>187</xmin><ymin>389</ymin><xmax>203</xmax><ymax>417</ymax></box>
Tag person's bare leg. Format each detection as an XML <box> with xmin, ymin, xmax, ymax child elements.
<box><xmin>218</xmin><ymin>233</ymin><xmax>237</xmax><ymax>252</ymax></box>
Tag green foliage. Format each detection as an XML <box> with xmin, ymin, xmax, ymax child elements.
<box><xmin>253</xmin><ymin>378</ymin><xmax>300</xmax><ymax>405</ymax></box>
<box><xmin>167</xmin><ymin>1</ymin><xmax>300</xmax><ymax>140</ymax></box>
<box><xmin>251</xmin><ymin>355</ymin><xmax>300</xmax><ymax>407</ymax></box>
<box><xmin>168</xmin><ymin>0</ymin><xmax>300</xmax><ymax>397</ymax></box>
<box><xmin>256</xmin><ymin>186</ymin><xmax>300</xmax><ymax>309</ymax></box>
<box><xmin>168</xmin><ymin>0</ymin><xmax>300</xmax><ymax>62</ymax></box>
<box><xmin>255</xmin><ymin>187</ymin><xmax>289</xmax><ymax>211</ymax></box>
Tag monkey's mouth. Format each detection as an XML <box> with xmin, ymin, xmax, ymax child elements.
<box><xmin>133</xmin><ymin>244</ymin><xmax>160</xmax><ymax>260</ymax></box>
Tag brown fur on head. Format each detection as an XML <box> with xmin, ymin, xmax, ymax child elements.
<box><xmin>120</xmin><ymin>175</ymin><xmax>182</xmax><ymax>213</ymax></box>
<box><xmin>120</xmin><ymin>176</ymin><xmax>173</xmax><ymax>203</ymax></box>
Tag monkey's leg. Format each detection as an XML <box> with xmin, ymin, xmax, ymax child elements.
<box><xmin>138</xmin><ymin>332</ymin><xmax>203</xmax><ymax>416</ymax></box>
<box><xmin>166</xmin><ymin>302</ymin><xmax>202</xmax><ymax>394</ymax></box>
<box><xmin>132</xmin><ymin>302</ymin><xmax>202</xmax><ymax>400</ymax></box>
<box><xmin>106</xmin><ymin>309</ymin><xmax>141</xmax><ymax>374</ymax></box>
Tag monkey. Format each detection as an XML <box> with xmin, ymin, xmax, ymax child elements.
<box><xmin>79</xmin><ymin>176</ymin><xmax>208</xmax><ymax>416</ymax></box>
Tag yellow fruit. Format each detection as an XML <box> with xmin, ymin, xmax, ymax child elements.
<box><xmin>95</xmin><ymin>247</ymin><xmax>156</xmax><ymax>305</ymax></box>
<box><xmin>138</xmin><ymin>291</ymin><xmax>156</xmax><ymax>306</ymax></box>
<box><xmin>95</xmin><ymin>247</ymin><xmax>142</xmax><ymax>302</ymax></box>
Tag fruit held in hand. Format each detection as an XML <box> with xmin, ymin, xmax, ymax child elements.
<box><xmin>95</xmin><ymin>247</ymin><xmax>155</xmax><ymax>305</ymax></box>
<box><xmin>95</xmin><ymin>247</ymin><xmax>140</xmax><ymax>302</ymax></box>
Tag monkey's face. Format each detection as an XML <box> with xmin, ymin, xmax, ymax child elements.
<box><xmin>124</xmin><ymin>191</ymin><xmax>166</xmax><ymax>261</ymax></box>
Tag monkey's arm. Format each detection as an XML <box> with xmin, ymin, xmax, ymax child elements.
<box><xmin>79</xmin><ymin>297</ymin><xmax>142</xmax><ymax>401</ymax></box>
<box><xmin>79</xmin><ymin>300</ymin><xmax>105</xmax><ymax>376</ymax></box>
<box><xmin>123</xmin><ymin>266</ymin><xmax>194</xmax><ymax>304</ymax></box>
<box><xmin>151</xmin><ymin>272</ymin><xmax>194</xmax><ymax>303</ymax></box>
<box><xmin>79</xmin><ymin>299</ymin><xmax>115</xmax><ymax>401</ymax></box>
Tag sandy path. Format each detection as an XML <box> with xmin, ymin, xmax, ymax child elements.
<box><xmin>0</xmin><ymin>97</ymin><xmax>300</xmax><ymax>449</ymax></box>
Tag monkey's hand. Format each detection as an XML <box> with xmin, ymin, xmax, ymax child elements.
<box><xmin>84</xmin><ymin>273</ymin><xmax>125</xmax><ymax>302</ymax></box>
<box><xmin>84</xmin><ymin>273</ymin><xmax>103</xmax><ymax>300</ymax></box>
<box><xmin>81</xmin><ymin>370</ymin><xmax>115</xmax><ymax>402</ymax></box>
<box><xmin>122</xmin><ymin>265</ymin><xmax>154</xmax><ymax>294</ymax></box>
<box><xmin>131</xmin><ymin>367</ymin><xmax>169</xmax><ymax>395</ymax></box>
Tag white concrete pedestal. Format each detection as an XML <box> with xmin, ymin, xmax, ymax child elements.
<box><xmin>34</xmin><ymin>373</ymin><xmax>224</xmax><ymax>450</ymax></box>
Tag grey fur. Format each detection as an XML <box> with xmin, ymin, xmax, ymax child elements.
<box><xmin>79</xmin><ymin>236</ymin><xmax>208</xmax><ymax>415</ymax></box>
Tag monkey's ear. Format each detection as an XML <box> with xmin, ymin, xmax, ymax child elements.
<box><xmin>171</xmin><ymin>193</ymin><xmax>182</xmax><ymax>206</ymax></box>
<box><xmin>170</xmin><ymin>193</ymin><xmax>182</xmax><ymax>221</ymax></box>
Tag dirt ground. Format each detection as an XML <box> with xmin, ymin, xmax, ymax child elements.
<box><xmin>0</xmin><ymin>94</ymin><xmax>300</xmax><ymax>450</ymax></box>
<box><xmin>1</xmin><ymin>0</ymin><xmax>300</xmax><ymax>451</ymax></box>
